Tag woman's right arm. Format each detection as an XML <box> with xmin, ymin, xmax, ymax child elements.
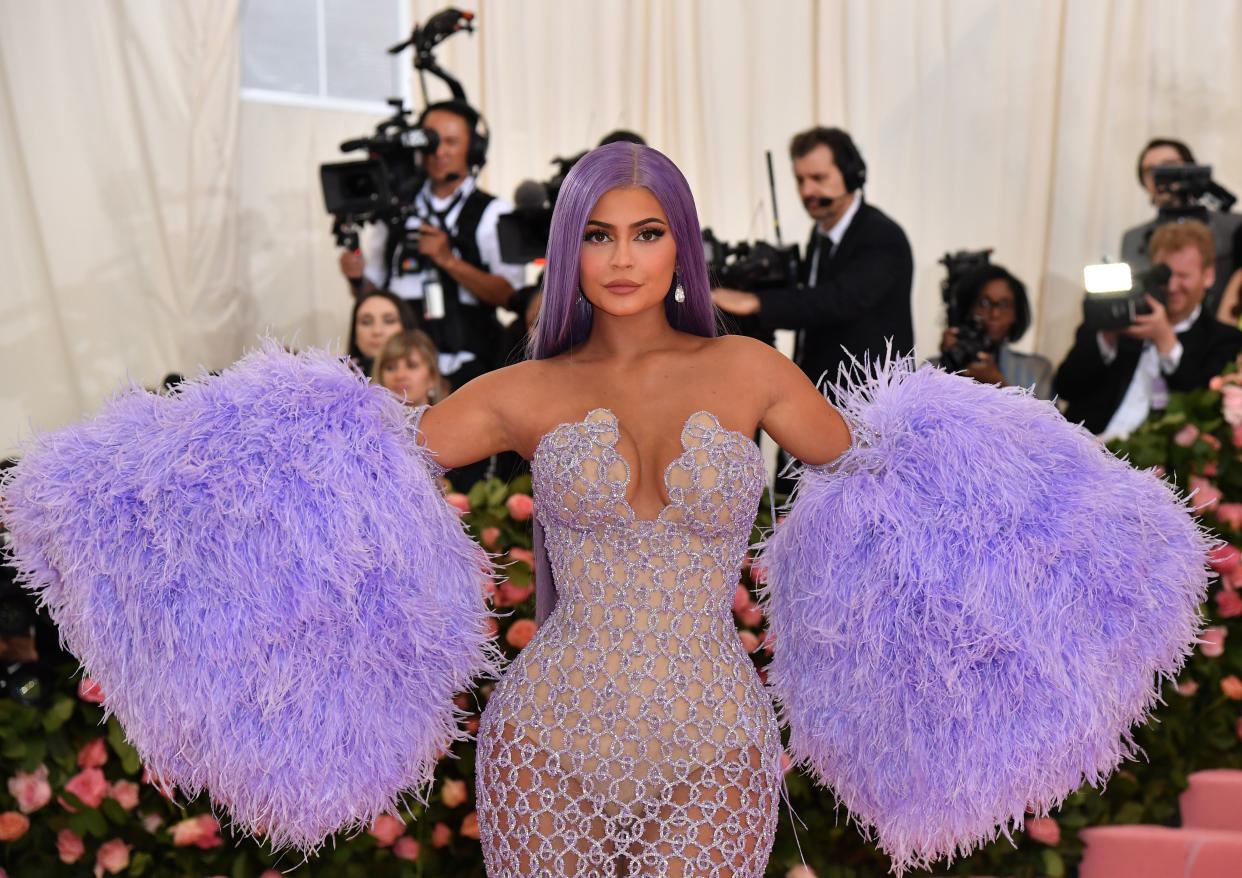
<box><xmin>415</xmin><ymin>361</ymin><xmax>536</xmax><ymax>470</ymax></box>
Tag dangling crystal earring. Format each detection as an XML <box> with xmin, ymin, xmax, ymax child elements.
<box><xmin>673</xmin><ymin>275</ymin><xmax>686</xmax><ymax>304</ymax></box>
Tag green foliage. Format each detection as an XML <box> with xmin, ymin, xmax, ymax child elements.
<box><xmin>4</xmin><ymin>424</ymin><xmax>1239</xmax><ymax>878</ymax></box>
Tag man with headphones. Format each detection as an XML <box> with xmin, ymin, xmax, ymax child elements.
<box><xmin>340</xmin><ymin>100</ymin><xmax>526</xmax><ymax>388</ymax></box>
<box><xmin>712</xmin><ymin>126</ymin><xmax>914</xmax><ymax>393</ymax></box>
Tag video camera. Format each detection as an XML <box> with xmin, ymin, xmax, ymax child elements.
<box><xmin>497</xmin><ymin>152</ymin><xmax>587</xmax><ymax>264</ymax></box>
<box><xmin>702</xmin><ymin>230</ymin><xmax>799</xmax><ymax>292</ymax></box>
<box><xmin>1081</xmin><ymin>261</ymin><xmax>1172</xmax><ymax>331</ymax></box>
<box><xmin>319</xmin><ymin>6</ymin><xmax>477</xmax><ymax>272</ymax></box>
<box><xmin>935</xmin><ymin>249</ymin><xmax>995</xmax><ymax>373</ymax></box>
<box><xmin>319</xmin><ymin>99</ymin><xmax>439</xmax><ymax>253</ymax></box>
<box><xmin>1153</xmin><ymin>164</ymin><xmax>1237</xmax><ymax>224</ymax></box>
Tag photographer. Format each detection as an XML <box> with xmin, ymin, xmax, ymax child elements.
<box><xmin>939</xmin><ymin>264</ymin><xmax>1053</xmax><ymax>399</ymax></box>
<box><xmin>1120</xmin><ymin>138</ymin><xmax>1241</xmax><ymax>311</ymax></box>
<box><xmin>711</xmin><ymin>127</ymin><xmax>914</xmax><ymax>391</ymax></box>
<box><xmin>1055</xmin><ymin>220</ymin><xmax>1242</xmax><ymax>439</ymax></box>
<box><xmin>339</xmin><ymin>100</ymin><xmax>525</xmax><ymax>388</ymax></box>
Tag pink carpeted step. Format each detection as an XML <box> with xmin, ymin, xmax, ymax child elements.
<box><xmin>1079</xmin><ymin>825</ymin><xmax>1242</xmax><ymax>878</ymax></box>
<box><xmin>1180</xmin><ymin>769</ymin><xmax>1242</xmax><ymax>832</ymax></box>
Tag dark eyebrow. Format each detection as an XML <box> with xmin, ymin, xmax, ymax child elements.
<box><xmin>585</xmin><ymin>217</ymin><xmax>668</xmax><ymax>230</ymax></box>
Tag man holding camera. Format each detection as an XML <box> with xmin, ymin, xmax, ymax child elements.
<box><xmin>711</xmin><ymin>127</ymin><xmax>914</xmax><ymax>391</ymax></box>
<box><xmin>1121</xmin><ymin>138</ymin><xmax>1241</xmax><ymax>312</ymax></box>
<box><xmin>1055</xmin><ymin>220</ymin><xmax>1242</xmax><ymax>439</ymax></box>
<box><xmin>339</xmin><ymin>100</ymin><xmax>525</xmax><ymax>388</ymax></box>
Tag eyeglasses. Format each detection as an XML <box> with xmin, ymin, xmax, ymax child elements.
<box><xmin>973</xmin><ymin>298</ymin><xmax>1015</xmax><ymax>314</ymax></box>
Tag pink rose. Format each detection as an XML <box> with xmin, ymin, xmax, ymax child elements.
<box><xmin>431</xmin><ymin>821</ymin><xmax>452</xmax><ymax>847</ymax></box>
<box><xmin>445</xmin><ymin>492</ymin><xmax>471</xmax><ymax>514</ymax></box>
<box><xmin>480</xmin><ymin>527</ymin><xmax>501</xmax><ymax>549</ymax></box>
<box><xmin>1208</xmin><ymin>544</ymin><xmax>1242</xmax><ymax>574</ymax></box>
<box><xmin>737</xmin><ymin>604</ymin><xmax>764</xmax><ymax>628</ymax></box>
<box><xmin>460</xmin><ymin>811</ymin><xmax>480</xmax><ymax>840</ymax></box>
<box><xmin>141</xmin><ymin>812</ymin><xmax>164</xmax><ymax>833</ymax></box>
<box><xmin>1222</xmin><ymin>675</ymin><xmax>1242</xmax><ymax>700</ymax></box>
<box><xmin>1201</xmin><ymin>625</ymin><xmax>1228</xmax><ymax>658</ymax></box>
<box><xmin>506</xmin><ymin>618</ymin><xmax>538</xmax><ymax>649</ymax></box>
<box><xmin>94</xmin><ymin>838</ymin><xmax>131</xmax><ymax>875</ymax></box>
<box><xmin>1203</xmin><ymin>460</ymin><xmax>1220</xmax><ymax>477</ymax></box>
<box><xmin>62</xmin><ymin>768</ymin><xmax>108</xmax><ymax>811</ymax></box>
<box><xmin>171</xmin><ymin>814</ymin><xmax>222</xmax><ymax>848</ymax></box>
<box><xmin>507</xmin><ymin>547</ymin><xmax>535</xmax><ymax>568</ymax></box>
<box><xmin>750</xmin><ymin>562</ymin><xmax>768</xmax><ymax>585</ymax></box>
<box><xmin>1211</xmin><ymin>375</ymin><xmax>1225</xmax><ymax>391</ymax></box>
<box><xmin>494</xmin><ymin>580</ymin><xmax>534</xmax><ymax>608</ymax></box>
<box><xmin>260</xmin><ymin>872</ymin><xmax>284</xmax><ymax>878</ymax></box>
<box><xmin>0</xmin><ymin>811</ymin><xmax>29</xmax><ymax>841</ymax></box>
<box><xmin>1203</xmin><ymin>433</ymin><xmax>1222</xmax><ymax>451</ymax></box>
<box><xmin>505</xmin><ymin>493</ymin><xmax>534</xmax><ymax>521</ymax></box>
<box><xmin>465</xmin><ymin>715</ymin><xmax>480</xmax><ymax>734</ymax></box>
<box><xmin>108</xmin><ymin>780</ymin><xmax>140</xmax><ymax>811</ymax></box>
<box><xmin>1152</xmin><ymin>464</ymin><xmax>1167</xmax><ymax>478</ymax></box>
<box><xmin>787</xmin><ymin>867</ymin><xmax>818</xmax><ymax>878</ymax></box>
<box><xmin>484</xmin><ymin>617</ymin><xmax>499</xmax><ymax>638</ymax></box>
<box><xmin>77</xmin><ymin>737</ymin><xmax>108</xmax><ymax>769</ymax></box>
<box><xmin>738</xmin><ymin>630</ymin><xmax>760</xmax><ymax>652</ymax></box>
<box><xmin>1190</xmin><ymin>476</ymin><xmax>1223</xmax><ymax>513</ymax></box>
<box><xmin>1174</xmin><ymin>424</ymin><xmax>1200</xmax><ymax>447</ymax></box>
<box><xmin>732</xmin><ymin>584</ymin><xmax>752</xmax><ymax>614</ymax></box>
<box><xmin>368</xmin><ymin>813</ymin><xmax>405</xmax><ymax>847</ymax></box>
<box><xmin>7</xmin><ymin>764</ymin><xmax>51</xmax><ymax>813</ymax></box>
<box><xmin>1222</xmin><ymin>385</ymin><xmax>1242</xmax><ymax>425</ymax></box>
<box><xmin>57</xmin><ymin>827</ymin><xmax>85</xmax><ymax>864</ymax></box>
<box><xmin>441</xmin><ymin>778</ymin><xmax>468</xmax><ymax>809</ymax></box>
<box><xmin>393</xmin><ymin>836</ymin><xmax>421</xmax><ymax>861</ymax></box>
<box><xmin>780</xmin><ymin>750</ymin><xmax>794</xmax><ymax>774</ymax></box>
<box><xmin>1216</xmin><ymin>589</ymin><xmax>1242</xmax><ymax>618</ymax></box>
<box><xmin>1217</xmin><ymin>505</ymin><xmax>1242</xmax><ymax>531</ymax></box>
<box><xmin>1232</xmin><ymin>424</ymin><xmax>1242</xmax><ymax>448</ymax></box>
<box><xmin>1175</xmin><ymin>679</ymin><xmax>1199</xmax><ymax>697</ymax></box>
<box><xmin>1026</xmin><ymin>816</ymin><xmax>1061</xmax><ymax>846</ymax></box>
<box><xmin>77</xmin><ymin>677</ymin><xmax>105</xmax><ymax>704</ymax></box>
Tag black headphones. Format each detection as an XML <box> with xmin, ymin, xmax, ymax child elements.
<box><xmin>829</xmin><ymin>129</ymin><xmax>867</xmax><ymax>192</ymax></box>
<box><xmin>417</xmin><ymin>100</ymin><xmax>490</xmax><ymax>172</ymax></box>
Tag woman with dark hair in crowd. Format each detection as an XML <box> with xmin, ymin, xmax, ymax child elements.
<box><xmin>940</xmin><ymin>263</ymin><xmax>1053</xmax><ymax>399</ymax></box>
<box><xmin>348</xmin><ymin>290</ymin><xmax>417</xmax><ymax>377</ymax></box>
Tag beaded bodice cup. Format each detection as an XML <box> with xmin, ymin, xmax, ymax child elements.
<box><xmin>476</xmin><ymin>408</ymin><xmax>782</xmax><ymax>877</ymax></box>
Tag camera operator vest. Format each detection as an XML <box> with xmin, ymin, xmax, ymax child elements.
<box><xmin>382</xmin><ymin>188</ymin><xmax>502</xmax><ymax>378</ymax></box>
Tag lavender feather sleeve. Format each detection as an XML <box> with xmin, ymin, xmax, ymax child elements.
<box><xmin>756</xmin><ymin>357</ymin><xmax>1211</xmax><ymax>874</ymax></box>
<box><xmin>0</xmin><ymin>343</ymin><xmax>501</xmax><ymax>853</ymax></box>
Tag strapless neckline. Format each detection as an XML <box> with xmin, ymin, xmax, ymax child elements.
<box><xmin>532</xmin><ymin>407</ymin><xmax>761</xmax><ymax>525</ymax></box>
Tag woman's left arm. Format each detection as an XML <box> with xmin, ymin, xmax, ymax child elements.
<box><xmin>752</xmin><ymin>341</ymin><xmax>853</xmax><ymax>466</ymax></box>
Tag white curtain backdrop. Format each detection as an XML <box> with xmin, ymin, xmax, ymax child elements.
<box><xmin>3</xmin><ymin>0</ymin><xmax>1242</xmax><ymax>455</ymax></box>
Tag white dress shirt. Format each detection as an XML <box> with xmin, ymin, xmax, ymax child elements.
<box><xmin>1098</xmin><ymin>304</ymin><xmax>1199</xmax><ymax>441</ymax></box>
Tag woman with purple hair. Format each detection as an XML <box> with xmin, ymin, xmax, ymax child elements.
<box><xmin>2</xmin><ymin>142</ymin><xmax>1212</xmax><ymax>876</ymax></box>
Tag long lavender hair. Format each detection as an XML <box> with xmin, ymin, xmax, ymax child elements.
<box><xmin>528</xmin><ymin>142</ymin><xmax>717</xmax><ymax>359</ymax></box>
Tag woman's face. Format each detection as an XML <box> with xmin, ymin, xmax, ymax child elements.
<box><xmin>381</xmin><ymin>350</ymin><xmax>434</xmax><ymax>406</ymax></box>
<box><xmin>355</xmin><ymin>297</ymin><xmax>402</xmax><ymax>360</ymax></box>
<box><xmin>579</xmin><ymin>186</ymin><xmax>677</xmax><ymax>318</ymax></box>
<box><xmin>972</xmin><ymin>278</ymin><xmax>1018</xmax><ymax>344</ymax></box>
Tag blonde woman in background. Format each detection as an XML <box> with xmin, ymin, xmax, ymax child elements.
<box><xmin>372</xmin><ymin>330</ymin><xmax>451</xmax><ymax>407</ymax></box>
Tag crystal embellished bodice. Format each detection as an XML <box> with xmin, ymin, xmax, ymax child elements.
<box><xmin>475</xmin><ymin>408</ymin><xmax>782</xmax><ymax>878</ymax></box>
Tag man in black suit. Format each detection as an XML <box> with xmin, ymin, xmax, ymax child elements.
<box><xmin>712</xmin><ymin>126</ymin><xmax>914</xmax><ymax>390</ymax></box>
<box><xmin>1055</xmin><ymin>220</ymin><xmax>1242</xmax><ymax>439</ymax></box>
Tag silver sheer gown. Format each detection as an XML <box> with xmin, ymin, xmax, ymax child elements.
<box><xmin>476</xmin><ymin>408</ymin><xmax>782</xmax><ymax>877</ymax></box>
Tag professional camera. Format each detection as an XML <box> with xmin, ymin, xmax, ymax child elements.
<box><xmin>1081</xmin><ymin>262</ymin><xmax>1173</xmax><ymax>331</ymax></box>
<box><xmin>320</xmin><ymin>6</ymin><xmax>478</xmax><ymax>271</ymax></box>
<box><xmin>1153</xmin><ymin>164</ymin><xmax>1237</xmax><ymax>224</ymax></box>
<box><xmin>701</xmin><ymin>229</ymin><xmax>799</xmax><ymax>345</ymax></box>
<box><xmin>935</xmin><ymin>249</ymin><xmax>995</xmax><ymax>372</ymax></box>
<box><xmin>497</xmin><ymin>152</ymin><xmax>587</xmax><ymax>263</ymax></box>
<box><xmin>702</xmin><ymin>230</ymin><xmax>799</xmax><ymax>292</ymax></box>
<box><xmin>319</xmin><ymin>99</ymin><xmax>439</xmax><ymax>258</ymax></box>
